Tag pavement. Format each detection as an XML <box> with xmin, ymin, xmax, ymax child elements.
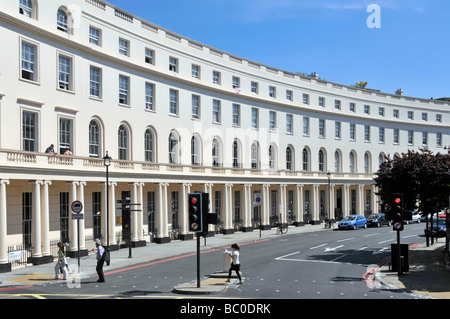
<box><xmin>379</xmin><ymin>240</ymin><xmax>450</xmax><ymax>299</ymax></box>
<box><xmin>0</xmin><ymin>224</ymin><xmax>449</xmax><ymax>298</ymax></box>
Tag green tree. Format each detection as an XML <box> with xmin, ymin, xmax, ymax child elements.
<box><xmin>374</xmin><ymin>148</ymin><xmax>450</xmax><ymax>215</ymax></box>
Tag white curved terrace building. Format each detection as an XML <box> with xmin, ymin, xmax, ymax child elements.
<box><xmin>0</xmin><ymin>0</ymin><xmax>449</xmax><ymax>270</ymax></box>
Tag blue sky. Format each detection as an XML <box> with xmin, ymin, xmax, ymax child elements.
<box><xmin>107</xmin><ymin>0</ymin><xmax>449</xmax><ymax>99</ymax></box>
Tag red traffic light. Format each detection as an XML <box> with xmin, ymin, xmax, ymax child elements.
<box><xmin>191</xmin><ymin>197</ymin><xmax>197</xmax><ymax>204</ymax></box>
<box><xmin>394</xmin><ymin>198</ymin><xmax>401</xmax><ymax>204</ymax></box>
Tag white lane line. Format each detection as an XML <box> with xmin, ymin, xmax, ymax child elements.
<box><xmin>274</xmin><ymin>251</ymin><xmax>301</xmax><ymax>260</ymax></box>
<box><xmin>378</xmin><ymin>239</ymin><xmax>395</xmax><ymax>244</ymax></box>
<box><xmin>364</xmin><ymin>233</ymin><xmax>379</xmax><ymax>237</ymax></box>
<box><xmin>337</xmin><ymin>237</ymin><xmax>354</xmax><ymax>243</ymax></box>
<box><xmin>402</xmin><ymin>235</ymin><xmax>418</xmax><ymax>239</ymax></box>
<box><xmin>310</xmin><ymin>243</ymin><xmax>327</xmax><ymax>250</ymax></box>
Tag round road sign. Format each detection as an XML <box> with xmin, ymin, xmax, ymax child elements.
<box><xmin>71</xmin><ymin>200</ymin><xmax>83</xmax><ymax>213</ymax></box>
<box><xmin>393</xmin><ymin>222</ymin><xmax>402</xmax><ymax>230</ymax></box>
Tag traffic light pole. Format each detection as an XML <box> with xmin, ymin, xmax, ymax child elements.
<box><xmin>197</xmin><ymin>234</ymin><xmax>200</xmax><ymax>288</ymax></box>
<box><xmin>396</xmin><ymin>229</ymin><xmax>402</xmax><ymax>276</ymax></box>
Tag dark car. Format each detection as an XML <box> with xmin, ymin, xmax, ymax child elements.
<box><xmin>366</xmin><ymin>213</ymin><xmax>391</xmax><ymax>227</ymax></box>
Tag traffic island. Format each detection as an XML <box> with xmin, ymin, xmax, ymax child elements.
<box><xmin>172</xmin><ymin>276</ymin><xmax>234</xmax><ymax>295</ymax></box>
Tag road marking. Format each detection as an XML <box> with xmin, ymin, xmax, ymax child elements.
<box><xmin>105</xmin><ymin>239</ymin><xmax>268</xmax><ymax>276</ymax></box>
<box><xmin>310</xmin><ymin>243</ymin><xmax>327</xmax><ymax>250</ymax></box>
<box><xmin>402</xmin><ymin>235</ymin><xmax>418</xmax><ymax>239</ymax></box>
<box><xmin>337</xmin><ymin>238</ymin><xmax>354</xmax><ymax>243</ymax></box>
<box><xmin>373</xmin><ymin>247</ymin><xmax>389</xmax><ymax>255</ymax></box>
<box><xmin>324</xmin><ymin>245</ymin><xmax>344</xmax><ymax>252</ymax></box>
<box><xmin>363</xmin><ymin>233</ymin><xmax>379</xmax><ymax>237</ymax></box>
<box><xmin>378</xmin><ymin>239</ymin><xmax>394</xmax><ymax>244</ymax></box>
<box><xmin>275</xmin><ymin>251</ymin><xmax>300</xmax><ymax>260</ymax></box>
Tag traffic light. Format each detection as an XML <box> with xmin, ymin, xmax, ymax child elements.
<box><xmin>188</xmin><ymin>193</ymin><xmax>203</xmax><ymax>233</ymax></box>
<box><xmin>392</xmin><ymin>193</ymin><xmax>404</xmax><ymax>231</ymax></box>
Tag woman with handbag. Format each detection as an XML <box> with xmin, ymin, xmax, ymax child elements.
<box><xmin>54</xmin><ymin>242</ymin><xmax>68</xmax><ymax>280</ymax></box>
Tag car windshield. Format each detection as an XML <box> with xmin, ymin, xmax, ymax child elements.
<box><xmin>342</xmin><ymin>216</ymin><xmax>356</xmax><ymax>221</ymax></box>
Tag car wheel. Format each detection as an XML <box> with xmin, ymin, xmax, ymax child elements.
<box><xmin>353</xmin><ymin>224</ymin><xmax>357</xmax><ymax>230</ymax></box>
<box><xmin>377</xmin><ymin>222</ymin><xmax>381</xmax><ymax>228</ymax></box>
<box><xmin>364</xmin><ymin>223</ymin><xmax>367</xmax><ymax>229</ymax></box>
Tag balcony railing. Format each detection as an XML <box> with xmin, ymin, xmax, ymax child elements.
<box><xmin>0</xmin><ymin>149</ymin><xmax>374</xmax><ymax>182</ymax></box>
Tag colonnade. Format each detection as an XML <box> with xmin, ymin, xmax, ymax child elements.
<box><xmin>0</xmin><ymin>178</ymin><xmax>378</xmax><ymax>271</ymax></box>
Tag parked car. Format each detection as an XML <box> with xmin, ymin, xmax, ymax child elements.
<box><xmin>338</xmin><ymin>215</ymin><xmax>367</xmax><ymax>230</ymax></box>
<box><xmin>409</xmin><ymin>212</ymin><xmax>421</xmax><ymax>224</ymax></box>
<box><xmin>424</xmin><ymin>213</ymin><xmax>447</xmax><ymax>237</ymax></box>
<box><xmin>366</xmin><ymin>213</ymin><xmax>390</xmax><ymax>227</ymax></box>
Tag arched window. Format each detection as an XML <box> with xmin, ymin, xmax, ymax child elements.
<box><xmin>302</xmin><ymin>148</ymin><xmax>309</xmax><ymax>171</ymax></box>
<box><xmin>232</xmin><ymin>139</ymin><xmax>241</xmax><ymax>169</ymax></box>
<box><xmin>286</xmin><ymin>146</ymin><xmax>294</xmax><ymax>171</ymax></box>
<box><xmin>212</xmin><ymin>138</ymin><xmax>222</xmax><ymax>167</ymax></box>
<box><xmin>20</xmin><ymin>0</ymin><xmax>36</xmax><ymax>19</ymax></box>
<box><xmin>334</xmin><ymin>151</ymin><xmax>341</xmax><ymax>173</ymax></box>
<box><xmin>118</xmin><ymin>125</ymin><xmax>129</xmax><ymax>160</ymax></box>
<box><xmin>364</xmin><ymin>152</ymin><xmax>371</xmax><ymax>173</ymax></box>
<box><xmin>57</xmin><ymin>8</ymin><xmax>68</xmax><ymax>33</ymax></box>
<box><xmin>191</xmin><ymin>135</ymin><xmax>201</xmax><ymax>166</ymax></box>
<box><xmin>349</xmin><ymin>151</ymin><xmax>356</xmax><ymax>173</ymax></box>
<box><xmin>318</xmin><ymin>149</ymin><xmax>325</xmax><ymax>172</ymax></box>
<box><xmin>144</xmin><ymin>128</ymin><xmax>155</xmax><ymax>162</ymax></box>
<box><xmin>168</xmin><ymin>131</ymin><xmax>179</xmax><ymax>164</ymax></box>
<box><xmin>251</xmin><ymin>142</ymin><xmax>260</xmax><ymax>169</ymax></box>
<box><xmin>89</xmin><ymin>120</ymin><xmax>100</xmax><ymax>158</ymax></box>
<box><xmin>378</xmin><ymin>152</ymin><xmax>386</xmax><ymax>167</ymax></box>
<box><xmin>269</xmin><ymin>145</ymin><xmax>276</xmax><ymax>170</ymax></box>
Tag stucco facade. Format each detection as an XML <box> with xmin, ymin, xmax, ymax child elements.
<box><xmin>0</xmin><ymin>0</ymin><xmax>448</xmax><ymax>271</ymax></box>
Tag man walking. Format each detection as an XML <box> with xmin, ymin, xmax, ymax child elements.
<box><xmin>95</xmin><ymin>240</ymin><xmax>105</xmax><ymax>282</ymax></box>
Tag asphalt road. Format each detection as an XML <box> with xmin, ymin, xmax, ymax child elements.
<box><xmin>0</xmin><ymin>222</ymin><xmax>426</xmax><ymax>300</ymax></box>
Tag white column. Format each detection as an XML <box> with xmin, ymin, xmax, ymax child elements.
<box><xmin>243</xmin><ymin>184</ymin><xmax>252</xmax><ymax>229</ymax></box>
<box><xmin>157</xmin><ymin>182</ymin><xmax>169</xmax><ymax>239</ymax></box>
<box><xmin>109</xmin><ymin>182</ymin><xmax>117</xmax><ymax>245</ymax></box>
<box><xmin>204</xmin><ymin>183</ymin><xmax>214</xmax><ymax>233</ymax></box>
<box><xmin>330</xmin><ymin>184</ymin><xmax>336</xmax><ymax>220</ymax></box>
<box><xmin>296</xmin><ymin>184</ymin><xmax>304</xmax><ymax>224</ymax></box>
<box><xmin>138</xmin><ymin>183</ymin><xmax>145</xmax><ymax>241</ymax></box>
<box><xmin>69</xmin><ymin>181</ymin><xmax>78</xmax><ymax>252</ymax></box>
<box><xmin>224</xmin><ymin>183</ymin><xmax>234</xmax><ymax>230</ymax></box>
<box><xmin>358</xmin><ymin>184</ymin><xmax>365</xmax><ymax>215</ymax></box>
<box><xmin>131</xmin><ymin>183</ymin><xmax>139</xmax><ymax>242</ymax></box>
<box><xmin>312</xmin><ymin>184</ymin><xmax>320</xmax><ymax>222</ymax></box>
<box><xmin>78</xmin><ymin>181</ymin><xmax>86</xmax><ymax>250</ymax></box>
<box><xmin>180</xmin><ymin>183</ymin><xmax>191</xmax><ymax>235</ymax></box>
<box><xmin>343</xmin><ymin>184</ymin><xmax>350</xmax><ymax>217</ymax></box>
<box><xmin>0</xmin><ymin>180</ymin><xmax>10</xmax><ymax>264</ymax></box>
<box><xmin>279</xmin><ymin>184</ymin><xmax>287</xmax><ymax>223</ymax></box>
<box><xmin>262</xmin><ymin>184</ymin><xmax>270</xmax><ymax>226</ymax></box>
<box><xmin>32</xmin><ymin>181</ymin><xmax>43</xmax><ymax>258</ymax></box>
<box><xmin>372</xmin><ymin>185</ymin><xmax>379</xmax><ymax>215</ymax></box>
<box><xmin>41</xmin><ymin>180</ymin><xmax>52</xmax><ymax>256</ymax></box>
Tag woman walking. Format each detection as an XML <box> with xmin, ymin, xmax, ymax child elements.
<box><xmin>226</xmin><ymin>243</ymin><xmax>242</xmax><ymax>284</ymax></box>
<box><xmin>54</xmin><ymin>242</ymin><xmax>68</xmax><ymax>280</ymax></box>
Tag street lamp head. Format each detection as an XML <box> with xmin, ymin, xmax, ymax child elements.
<box><xmin>103</xmin><ymin>151</ymin><xmax>112</xmax><ymax>167</ymax></box>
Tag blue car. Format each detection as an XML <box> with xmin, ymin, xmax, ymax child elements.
<box><xmin>338</xmin><ymin>215</ymin><xmax>367</xmax><ymax>230</ymax></box>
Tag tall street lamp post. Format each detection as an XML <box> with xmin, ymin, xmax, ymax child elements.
<box><xmin>327</xmin><ymin>171</ymin><xmax>331</xmax><ymax>227</ymax></box>
<box><xmin>103</xmin><ymin>151</ymin><xmax>111</xmax><ymax>266</ymax></box>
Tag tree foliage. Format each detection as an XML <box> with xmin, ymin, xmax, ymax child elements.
<box><xmin>374</xmin><ymin>148</ymin><xmax>450</xmax><ymax>214</ymax></box>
